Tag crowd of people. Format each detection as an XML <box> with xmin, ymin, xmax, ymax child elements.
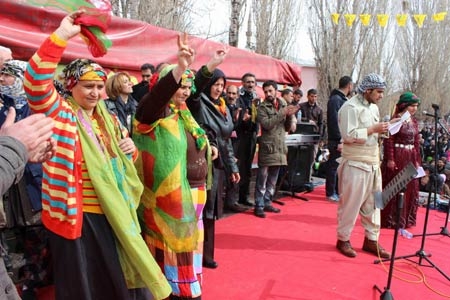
<box><xmin>0</xmin><ymin>9</ymin><xmax>301</xmax><ymax>300</ymax></box>
<box><xmin>1</xmin><ymin>8</ymin><xmax>449</xmax><ymax>300</ymax></box>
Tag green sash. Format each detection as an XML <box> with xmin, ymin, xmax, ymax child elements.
<box><xmin>69</xmin><ymin>98</ymin><xmax>171</xmax><ymax>299</ymax></box>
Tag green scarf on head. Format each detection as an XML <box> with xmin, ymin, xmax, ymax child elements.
<box><xmin>67</xmin><ymin>97</ymin><xmax>171</xmax><ymax>300</ymax></box>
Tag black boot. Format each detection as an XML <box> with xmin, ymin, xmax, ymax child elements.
<box><xmin>202</xmin><ymin>218</ymin><xmax>218</xmax><ymax>269</ymax></box>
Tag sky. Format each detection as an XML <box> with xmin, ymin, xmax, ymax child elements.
<box><xmin>189</xmin><ymin>0</ymin><xmax>315</xmax><ymax>64</ymax></box>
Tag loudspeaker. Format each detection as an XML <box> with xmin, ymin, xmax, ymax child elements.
<box><xmin>294</xmin><ymin>122</ymin><xmax>317</xmax><ymax>134</ymax></box>
<box><xmin>282</xmin><ymin>144</ymin><xmax>314</xmax><ymax>193</ymax></box>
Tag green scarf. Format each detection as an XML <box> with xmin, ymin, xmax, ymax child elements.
<box><xmin>67</xmin><ymin>98</ymin><xmax>171</xmax><ymax>299</ymax></box>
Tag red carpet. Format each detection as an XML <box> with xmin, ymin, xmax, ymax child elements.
<box><xmin>203</xmin><ymin>184</ymin><xmax>450</xmax><ymax>300</ymax></box>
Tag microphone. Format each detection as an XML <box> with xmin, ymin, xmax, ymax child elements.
<box><xmin>423</xmin><ymin>110</ymin><xmax>435</xmax><ymax>117</ymax></box>
<box><xmin>381</xmin><ymin>115</ymin><xmax>390</xmax><ymax>138</ymax></box>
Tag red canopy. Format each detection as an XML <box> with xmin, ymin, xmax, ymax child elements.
<box><xmin>0</xmin><ymin>1</ymin><xmax>302</xmax><ymax>85</ymax></box>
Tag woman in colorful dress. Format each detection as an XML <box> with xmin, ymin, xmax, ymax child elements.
<box><xmin>23</xmin><ymin>10</ymin><xmax>171</xmax><ymax>300</ymax></box>
<box><xmin>381</xmin><ymin>92</ymin><xmax>421</xmax><ymax>230</ymax></box>
<box><xmin>133</xmin><ymin>33</ymin><xmax>219</xmax><ymax>300</ymax></box>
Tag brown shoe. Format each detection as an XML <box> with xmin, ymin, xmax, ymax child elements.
<box><xmin>362</xmin><ymin>238</ymin><xmax>391</xmax><ymax>259</ymax></box>
<box><xmin>336</xmin><ymin>240</ymin><xmax>357</xmax><ymax>258</ymax></box>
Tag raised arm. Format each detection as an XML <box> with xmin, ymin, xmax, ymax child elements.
<box><xmin>24</xmin><ymin>10</ymin><xmax>84</xmax><ymax>117</ymax></box>
<box><xmin>136</xmin><ymin>33</ymin><xmax>195</xmax><ymax>124</ymax></box>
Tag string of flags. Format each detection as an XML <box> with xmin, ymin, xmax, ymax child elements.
<box><xmin>331</xmin><ymin>12</ymin><xmax>447</xmax><ymax>28</ymax></box>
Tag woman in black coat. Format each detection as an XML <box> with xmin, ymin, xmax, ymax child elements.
<box><xmin>187</xmin><ymin>65</ymin><xmax>240</xmax><ymax>269</ymax></box>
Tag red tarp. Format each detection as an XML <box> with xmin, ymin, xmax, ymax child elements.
<box><xmin>0</xmin><ymin>1</ymin><xmax>302</xmax><ymax>85</ymax></box>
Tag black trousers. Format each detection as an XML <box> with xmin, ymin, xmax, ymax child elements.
<box><xmin>202</xmin><ymin>218</ymin><xmax>215</xmax><ymax>264</ymax></box>
<box><xmin>236</xmin><ymin>131</ymin><xmax>257</xmax><ymax>202</ymax></box>
<box><xmin>325</xmin><ymin>141</ymin><xmax>341</xmax><ymax>197</ymax></box>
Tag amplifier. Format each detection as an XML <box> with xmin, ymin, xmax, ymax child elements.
<box><xmin>285</xmin><ymin>134</ymin><xmax>320</xmax><ymax>146</ymax></box>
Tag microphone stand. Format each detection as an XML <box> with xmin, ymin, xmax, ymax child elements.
<box><xmin>384</xmin><ymin>104</ymin><xmax>450</xmax><ymax>281</ymax></box>
<box><xmin>374</xmin><ymin>192</ymin><xmax>405</xmax><ymax>300</ymax></box>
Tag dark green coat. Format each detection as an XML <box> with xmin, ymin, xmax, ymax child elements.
<box><xmin>256</xmin><ymin>98</ymin><xmax>293</xmax><ymax>167</ymax></box>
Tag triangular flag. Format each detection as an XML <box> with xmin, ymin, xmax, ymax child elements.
<box><xmin>377</xmin><ymin>14</ymin><xmax>389</xmax><ymax>27</ymax></box>
<box><xmin>331</xmin><ymin>13</ymin><xmax>340</xmax><ymax>25</ymax></box>
<box><xmin>360</xmin><ymin>14</ymin><xmax>371</xmax><ymax>26</ymax></box>
<box><xmin>413</xmin><ymin>14</ymin><xmax>427</xmax><ymax>28</ymax></box>
<box><xmin>344</xmin><ymin>14</ymin><xmax>356</xmax><ymax>27</ymax></box>
<box><xmin>396</xmin><ymin>14</ymin><xmax>408</xmax><ymax>26</ymax></box>
<box><xmin>432</xmin><ymin>12</ymin><xmax>447</xmax><ymax>22</ymax></box>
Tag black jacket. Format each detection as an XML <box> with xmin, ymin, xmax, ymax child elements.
<box><xmin>186</xmin><ymin>69</ymin><xmax>239</xmax><ymax>175</ymax></box>
<box><xmin>327</xmin><ymin>89</ymin><xmax>347</xmax><ymax>142</ymax></box>
<box><xmin>131</xmin><ymin>81</ymin><xmax>149</xmax><ymax>102</ymax></box>
<box><xmin>235</xmin><ymin>88</ymin><xmax>259</xmax><ymax>135</ymax></box>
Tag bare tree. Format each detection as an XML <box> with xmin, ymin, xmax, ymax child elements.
<box><xmin>110</xmin><ymin>0</ymin><xmax>195</xmax><ymax>32</ymax></box>
<box><xmin>249</xmin><ymin>0</ymin><xmax>302</xmax><ymax>59</ymax></box>
<box><xmin>396</xmin><ymin>0</ymin><xmax>450</xmax><ymax>115</ymax></box>
<box><xmin>308</xmin><ymin>0</ymin><xmax>450</xmax><ymax>119</ymax></box>
<box><xmin>308</xmin><ymin>0</ymin><xmax>396</xmax><ymax>116</ymax></box>
<box><xmin>229</xmin><ymin>0</ymin><xmax>246</xmax><ymax>47</ymax></box>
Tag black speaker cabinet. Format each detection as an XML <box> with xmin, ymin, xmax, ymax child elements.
<box><xmin>281</xmin><ymin>144</ymin><xmax>314</xmax><ymax>193</ymax></box>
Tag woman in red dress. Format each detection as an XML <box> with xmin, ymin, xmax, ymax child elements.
<box><xmin>381</xmin><ymin>92</ymin><xmax>421</xmax><ymax>229</ymax></box>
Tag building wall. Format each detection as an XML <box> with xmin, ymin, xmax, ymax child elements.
<box><xmin>298</xmin><ymin>65</ymin><xmax>318</xmax><ymax>103</ymax></box>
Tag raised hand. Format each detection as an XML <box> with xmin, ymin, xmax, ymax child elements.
<box><xmin>54</xmin><ymin>10</ymin><xmax>85</xmax><ymax>41</ymax></box>
<box><xmin>177</xmin><ymin>33</ymin><xmax>195</xmax><ymax>70</ymax></box>
<box><xmin>206</xmin><ymin>45</ymin><xmax>229</xmax><ymax>72</ymax></box>
<box><xmin>173</xmin><ymin>33</ymin><xmax>195</xmax><ymax>82</ymax></box>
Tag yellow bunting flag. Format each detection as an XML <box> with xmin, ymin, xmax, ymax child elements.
<box><xmin>413</xmin><ymin>14</ymin><xmax>426</xmax><ymax>28</ymax></box>
<box><xmin>344</xmin><ymin>14</ymin><xmax>356</xmax><ymax>27</ymax></box>
<box><xmin>396</xmin><ymin>14</ymin><xmax>408</xmax><ymax>26</ymax></box>
<box><xmin>331</xmin><ymin>13</ymin><xmax>340</xmax><ymax>25</ymax></box>
<box><xmin>377</xmin><ymin>14</ymin><xmax>389</xmax><ymax>27</ymax></box>
<box><xmin>432</xmin><ymin>12</ymin><xmax>447</xmax><ymax>22</ymax></box>
<box><xmin>360</xmin><ymin>14</ymin><xmax>371</xmax><ymax>26</ymax></box>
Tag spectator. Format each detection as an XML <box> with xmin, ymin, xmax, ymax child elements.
<box><xmin>132</xmin><ymin>63</ymin><xmax>155</xmax><ymax>102</ymax></box>
<box><xmin>225</xmin><ymin>85</ymin><xmax>240</xmax><ymax>123</ymax></box>
<box><xmin>186</xmin><ymin>49</ymin><xmax>242</xmax><ymax>269</ymax></box>
<box><xmin>0</xmin><ymin>46</ymin><xmax>12</xmax><ymax>69</ymax></box>
<box><xmin>0</xmin><ymin>109</ymin><xmax>55</xmax><ymax>300</ymax></box>
<box><xmin>281</xmin><ymin>88</ymin><xmax>293</xmax><ymax>104</ymax></box>
<box><xmin>325</xmin><ymin>76</ymin><xmax>353</xmax><ymax>202</ymax></box>
<box><xmin>148</xmin><ymin>62</ymin><xmax>170</xmax><ymax>91</ymax></box>
<box><xmin>104</xmin><ymin>71</ymin><xmax>138</xmax><ymax>136</ymax></box>
<box><xmin>224</xmin><ymin>84</ymin><xmax>247</xmax><ymax>213</ymax></box>
<box><xmin>292</xmin><ymin>88</ymin><xmax>303</xmax><ymax>105</ymax></box>
<box><xmin>0</xmin><ymin>59</ymin><xmax>44</xmax><ymax>227</ymax></box>
<box><xmin>299</xmin><ymin>88</ymin><xmax>324</xmax><ymax>180</ymax></box>
<box><xmin>234</xmin><ymin>73</ymin><xmax>259</xmax><ymax>207</ymax></box>
<box><xmin>253</xmin><ymin>80</ymin><xmax>298</xmax><ymax>218</ymax></box>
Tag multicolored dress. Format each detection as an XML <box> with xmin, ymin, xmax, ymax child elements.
<box><xmin>23</xmin><ymin>33</ymin><xmax>171</xmax><ymax>300</ymax></box>
<box><xmin>134</xmin><ymin>69</ymin><xmax>210</xmax><ymax>299</ymax></box>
